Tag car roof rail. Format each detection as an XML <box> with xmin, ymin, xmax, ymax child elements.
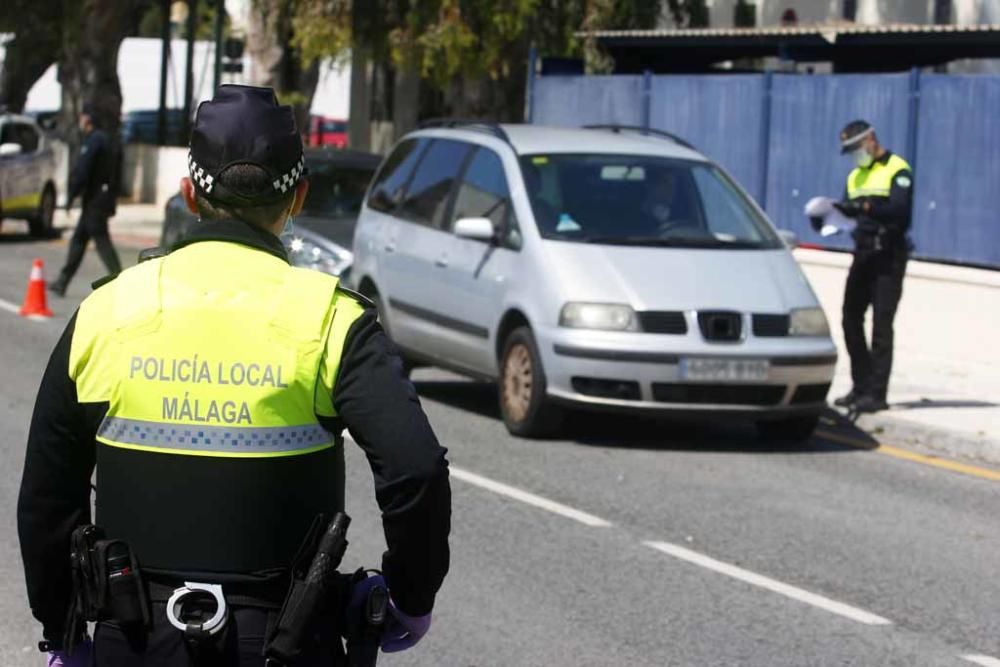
<box><xmin>418</xmin><ymin>118</ymin><xmax>512</xmax><ymax>145</ymax></box>
<box><xmin>582</xmin><ymin>124</ymin><xmax>696</xmax><ymax>150</ymax></box>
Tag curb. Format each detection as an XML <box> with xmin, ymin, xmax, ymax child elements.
<box><xmin>793</xmin><ymin>248</ymin><xmax>1000</xmax><ymax>289</ymax></box>
<box><xmin>849</xmin><ymin>410</ymin><xmax>1000</xmax><ymax>469</ymax></box>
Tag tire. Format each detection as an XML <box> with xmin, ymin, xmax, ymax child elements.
<box><xmin>756</xmin><ymin>415</ymin><xmax>820</xmax><ymax>442</ymax></box>
<box><xmin>498</xmin><ymin>326</ymin><xmax>563</xmax><ymax>438</ymax></box>
<box><xmin>29</xmin><ymin>185</ymin><xmax>56</xmax><ymax>238</ymax></box>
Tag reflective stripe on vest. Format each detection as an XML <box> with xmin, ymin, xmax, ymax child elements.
<box><xmin>847</xmin><ymin>154</ymin><xmax>911</xmax><ymax>200</ymax></box>
<box><xmin>70</xmin><ymin>242</ymin><xmax>362</xmax><ymax>458</ymax></box>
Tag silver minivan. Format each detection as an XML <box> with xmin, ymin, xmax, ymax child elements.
<box><xmin>350</xmin><ymin>123</ymin><xmax>836</xmax><ymax>440</ymax></box>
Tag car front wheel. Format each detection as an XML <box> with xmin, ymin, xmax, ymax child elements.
<box><xmin>29</xmin><ymin>186</ymin><xmax>55</xmax><ymax>238</ymax></box>
<box><xmin>498</xmin><ymin>326</ymin><xmax>563</xmax><ymax>438</ymax></box>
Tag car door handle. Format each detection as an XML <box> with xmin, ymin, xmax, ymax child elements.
<box><xmin>434</xmin><ymin>256</ymin><xmax>449</xmax><ymax>268</ymax></box>
<box><xmin>383</xmin><ymin>242</ymin><xmax>396</xmax><ymax>253</ymax></box>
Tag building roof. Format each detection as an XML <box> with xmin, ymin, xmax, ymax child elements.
<box><xmin>585</xmin><ymin>22</ymin><xmax>1000</xmax><ymax>40</ymax></box>
<box><xmin>582</xmin><ymin>23</ymin><xmax>1000</xmax><ymax>73</ymax></box>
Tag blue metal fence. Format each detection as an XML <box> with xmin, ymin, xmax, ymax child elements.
<box><xmin>531</xmin><ymin>71</ymin><xmax>1000</xmax><ymax>268</ymax></box>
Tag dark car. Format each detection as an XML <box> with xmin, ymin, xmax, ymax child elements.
<box><xmin>122</xmin><ymin>109</ymin><xmax>188</xmax><ymax>146</ymax></box>
<box><xmin>161</xmin><ymin>148</ymin><xmax>382</xmax><ymax>277</ymax></box>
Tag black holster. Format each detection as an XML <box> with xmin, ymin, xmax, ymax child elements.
<box><xmin>263</xmin><ymin>512</ymin><xmax>352</xmax><ymax>666</ymax></box>
<box><xmin>64</xmin><ymin>525</ymin><xmax>151</xmax><ymax>654</ymax></box>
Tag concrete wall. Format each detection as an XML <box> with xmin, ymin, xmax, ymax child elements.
<box><xmin>121</xmin><ymin>144</ymin><xmax>188</xmax><ymax>208</ymax></box>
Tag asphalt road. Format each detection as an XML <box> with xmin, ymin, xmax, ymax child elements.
<box><xmin>0</xmin><ymin>231</ymin><xmax>997</xmax><ymax>666</ymax></box>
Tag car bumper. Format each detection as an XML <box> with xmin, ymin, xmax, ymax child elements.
<box><xmin>538</xmin><ymin>326</ymin><xmax>837</xmax><ymax>416</ymax></box>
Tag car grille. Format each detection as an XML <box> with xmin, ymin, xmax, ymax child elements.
<box><xmin>790</xmin><ymin>383</ymin><xmax>832</xmax><ymax>405</ymax></box>
<box><xmin>697</xmin><ymin>311</ymin><xmax>743</xmax><ymax>342</ymax></box>
<box><xmin>572</xmin><ymin>377</ymin><xmax>642</xmax><ymax>400</ymax></box>
<box><xmin>752</xmin><ymin>313</ymin><xmax>790</xmax><ymax>337</ymax></box>
<box><xmin>637</xmin><ymin>311</ymin><xmax>688</xmax><ymax>334</ymax></box>
<box><xmin>652</xmin><ymin>383</ymin><xmax>787</xmax><ymax>406</ymax></box>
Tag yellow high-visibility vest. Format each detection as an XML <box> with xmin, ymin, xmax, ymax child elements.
<box><xmin>70</xmin><ymin>241</ymin><xmax>365</xmax><ymax>459</ymax></box>
<box><xmin>847</xmin><ymin>154</ymin><xmax>911</xmax><ymax>200</ymax></box>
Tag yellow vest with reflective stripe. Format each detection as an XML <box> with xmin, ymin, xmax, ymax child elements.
<box><xmin>70</xmin><ymin>241</ymin><xmax>364</xmax><ymax>459</ymax></box>
<box><xmin>847</xmin><ymin>154</ymin><xmax>911</xmax><ymax>200</ymax></box>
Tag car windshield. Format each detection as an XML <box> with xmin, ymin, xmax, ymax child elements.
<box><xmin>302</xmin><ymin>163</ymin><xmax>375</xmax><ymax>218</ymax></box>
<box><xmin>518</xmin><ymin>154</ymin><xmax>782</xmax><ymax>249</ymax></box>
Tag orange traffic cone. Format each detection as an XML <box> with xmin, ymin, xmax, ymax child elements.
<box><xmin>20</xmin><ymin>259</ymin><xmax>54</xmax><ymax>319</ymax></box>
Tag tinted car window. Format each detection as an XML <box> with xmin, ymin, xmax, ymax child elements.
<box><xmin>451</xmin><ymin>147</ymin><xmax>520</xmax><ymax>247</ymax></box>
<box><xmin>302</xmin><ymin>164</ymin><xmax>376</xmax><ymax>218</ymax></box>
<box><xmin>0</xmin><ymin>123</ymin><xmax>16</xmax><ymax>146</ymax></box>
<box><xmin>16</xmin><ymin>124</ymin><xmax>39</xmax><ymax>153</ymax></box>
<box><xmin>367</xmin><ymin>139</ymin><xmax>425</xmax><ymax>213</ymax></box>
<box><xmin>397</xmin><ymin>139</ymin><xmax>472</xmax><ymax>228</ymax></box>
<box><xmin>519</xmin><ymin>154</ymin><xmax>781</xmax><ymax>249</ymax></box>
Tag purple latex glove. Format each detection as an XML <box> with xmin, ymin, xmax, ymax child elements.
<box><xmin>349</xmin><ymin>575</ymin><xmax>432</xmax><ymax>653</ymax></box>
<box><xmin>47</xmin><ymin>639</ymin><xmax>92</xmax><ymax>667</ymax></box>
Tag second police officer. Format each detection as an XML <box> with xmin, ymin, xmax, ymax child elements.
<box><xmin>829</xmin><ymin>120</ymin><xmax>913</xmax><ymax>414</ymax></box>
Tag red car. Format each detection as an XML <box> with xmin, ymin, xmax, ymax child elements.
<box><xmin>307</xmin><ymin>116</ymin><xmax>348</xmax><ymax>148</ymax></box>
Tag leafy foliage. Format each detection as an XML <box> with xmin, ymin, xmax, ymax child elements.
<box><xmin>290</xmin><ymin>0</ymin><xmax>663</xmax><ymax>87</ymax></box>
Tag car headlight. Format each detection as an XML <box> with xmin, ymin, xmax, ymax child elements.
<box><xmin>286</xmin><ymin>235</ymin><xmax>353</xmax><ymax>277</ymax></box>
<box><xmin>559</xmin><ymin>302</ymin><xmax>638</xmax><ymax>331</ymax></box>
<box><xmin>789</xmin><ymin>307</ymin><xmax>830</xmax><ymax>336</ymax></box>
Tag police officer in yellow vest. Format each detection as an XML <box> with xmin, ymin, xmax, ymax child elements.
<box><xmin>830</xmin><ymin>120</ymin><xmax>913</xmax><ymax>413</ymax></box>
<box><xmin>18</xmin><ymin>86</ymin><xmax>451</xmax><ymax>665</ymax></box>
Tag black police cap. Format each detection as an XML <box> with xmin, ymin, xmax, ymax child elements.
<box><xmin>840</xmin><ymin>119</ymin><xmax>873</xmax><ymax>154</ymax></box>
<box><xmin>188</xmin><ymin>85</ymin><xmax>305</xmax><ymax>207</ymax></box>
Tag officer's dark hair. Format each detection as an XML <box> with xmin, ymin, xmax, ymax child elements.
<box><xmin>194</xmin><ymin>164</ymin><xmax>296</xmax><ymax>229</ymax></box>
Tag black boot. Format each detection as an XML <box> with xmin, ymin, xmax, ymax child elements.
<box><xmin>854</xmin><ymin>395</ymin><xmax>889</xmax><ymax>413</ymax></box>
<box><xmin>48</xmin><ymin>277</ymin><xmax>67</xmax><ymax>297</ymax></box>
<box><xmin>833</xmin><ymin>390</ymin><xmax>859</xmax><ymax>408</ymax></box>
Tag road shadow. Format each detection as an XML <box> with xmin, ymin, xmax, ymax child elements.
<box><xmin>890</xmin><ymin>398</ymin><xmax>998</xmax><ymax>411</ymax></box>
<box><xmin>413</xmin><ymin>378</ymin><xmax>872</xmax><ymax>455</ymax></box>
<box><xmin>0</xmin><ymin>228</ymin><xmax>64</xmax><ymax>244</ymax></box>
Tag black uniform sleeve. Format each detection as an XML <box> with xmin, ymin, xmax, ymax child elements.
<box><xmin>68</xmin><ymin>131</ymin><xmax>104</xmax><ymax>205</ymax></box>
<box><xmin>866</xmin><ymin>168</ymin><xmax>914</xmax><ymax>232</ymax></box>
<box><xmin>17</xmin><ymin>315</ymin><xmax>99</xmax><ymax>645</ymax></box>
<box><xmin>332</xmin><ymin>308</ymin><xmax>451</xmax><ymax>617</ymax></box>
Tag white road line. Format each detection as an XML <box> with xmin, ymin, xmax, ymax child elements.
<box><xmin>450</xmin><ymin>466</ymin><xmax>612</xmax><ymax>528</ymax></box>
<box><xmin>962</xmin><ymin>655</ymin><xmax>1000</xmax><ymax>667</ymax></box>
<box><xmin>644</xmin><ymin>541</ymin><xmax>892</xmax><ymax>626</ymax></box>
<box><xmin>0</xmin><ymin>298</ymin><xmax>21</xmax><ymax>314</ymax></box>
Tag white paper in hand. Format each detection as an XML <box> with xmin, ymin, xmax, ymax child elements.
<box><xmin>804</xmin><ymin>195</ymin><xmax>856</xmax><ymax>237</ymax></box>
<box><xmin>804</xmin><ymin>196</ymin><xmax>834</xmax><ymax>217</ymax></box>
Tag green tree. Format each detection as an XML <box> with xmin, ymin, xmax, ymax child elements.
<box><xmin>289</xmin><ymin>0</ymin><xmax>661</xmax><ymax>122</ymax></box>
<box><xmin>137</xmin><ymin>1</ymin><xmax>229</xmax><ymax>40</ymax></box>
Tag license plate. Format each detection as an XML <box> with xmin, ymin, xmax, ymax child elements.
<box><xmin>680</xmin><ymin>358</ymin><xmax>770</xmax><ymax>382</ymax></box>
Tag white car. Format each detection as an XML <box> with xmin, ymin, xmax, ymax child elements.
<box><xmin>0</xmin><ymin>113</ymin><xmax>58</xmax><ymax>237</ymax></box>
<box><xmin>350</xmin><ymin>122</ymin><xmax>837</xmax><ymax>440</ymax></box>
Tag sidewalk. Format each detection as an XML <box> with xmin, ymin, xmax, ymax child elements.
<box><xmin>795</xmin><ymin>248</ymin><xmax>1000</xmax><ymax>466</ymax></box>
<box><xmin>53</xmin><ymin>203</ymin><xmax>164</xmax><ymax>248</ymax></box>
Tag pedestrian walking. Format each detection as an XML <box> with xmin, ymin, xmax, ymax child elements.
<box><xmin>49</xmin><ymin>104</ymin><xmax>122</xmax><ymax>296</ymax></box>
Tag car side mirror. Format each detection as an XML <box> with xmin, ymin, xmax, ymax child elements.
<box><xmin>777</xmin><ymin>229</ymin><xmax>799</xmax><ymax>249</ymax></box>
<box><xmin>454</xmin><ymin>217</ymin><xmax>495</xmax><ymax>242</ymax></box>
<box><xmin>0</xmin><ymin>143</ymin><xmax>22</xmax><ymax>157</ymax></box>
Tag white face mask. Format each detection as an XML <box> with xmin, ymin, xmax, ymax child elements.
<box><xmin>853</xmin><ymin>147</ymin><xmax>874</xmax><ymax>168</ymax></box>
<box><xmin>280</xmin><ymin>215</ymin><xmax>295</xmax><ymax>242</ymax></box>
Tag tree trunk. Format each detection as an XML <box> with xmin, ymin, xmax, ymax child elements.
<box><xmin>246</xmin><ymin>0</ymin><xmax>319</xmax><ymax>134</ymax></box>
<box><xmin>0</xmin><ymin>34</ymin><xmax>58</xmax><ymax>112</ymax></box>
<box><xmin>0</xmin><ymin>2</ymin><xmax>61</xmax><ymax>112</ymax></box>
<box><xmin>58</xmin><ymin>0</ymin><xmax>133</xmax><ymax>140</ymax></box>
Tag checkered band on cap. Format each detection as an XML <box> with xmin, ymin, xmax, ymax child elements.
<box><xmin>272</xmin><ymin>155</ymin><xmax>306</xmax><ymax>193</ymax></box>
<box><xmin>188</xmin><ymin>153</ymin><xmax>215</xmax><ymax>193</ymax></box>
